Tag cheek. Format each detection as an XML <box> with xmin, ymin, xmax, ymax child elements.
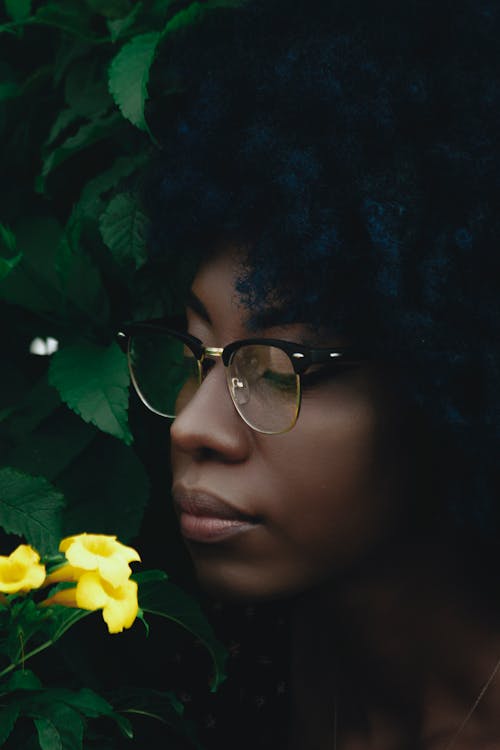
<box><xmin>171</xmin><ymin>377</ymin><xmax>410</xmax><ymax>601</ymax></box>
<box><xmin>264</xmin><ymin>397</ymin><xmax>401</xmax><ymax>574</ymax></box>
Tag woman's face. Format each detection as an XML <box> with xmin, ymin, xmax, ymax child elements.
<box><xmin>170</xmin><ymin>248</ymin><xmax>414</xmax><ymax>601</ymax></box>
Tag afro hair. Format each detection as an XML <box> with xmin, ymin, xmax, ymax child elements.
<box><xmin>143</xmin><ymin>0</ymin><xmax>500</xmax><ymax>551</ymax></box>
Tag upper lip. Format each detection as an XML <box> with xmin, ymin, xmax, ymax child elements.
<box><xmin>172</xmin><ymin>487</ymin><xmax>259</xmax><ymax>522</ymax></box>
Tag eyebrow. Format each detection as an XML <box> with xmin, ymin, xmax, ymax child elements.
<box><xmin>186</xmin><ymin>292</ymin><xmax>324</xmax><ymax>347</ymax></box>
<box><xmin>250</xmin><ymin>307</ymin><xmax>321</xmax><ymax>346</ymax></box>
<box><xmin>186</xmin><ymin>290</ymin><xmax>211</xmax><ymax>323</ymax></box>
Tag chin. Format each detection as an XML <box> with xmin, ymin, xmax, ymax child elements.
<box><xmin>191</xmin><ymin>558</ymin><xmax>317</xmax><ymax>604</ymax></box>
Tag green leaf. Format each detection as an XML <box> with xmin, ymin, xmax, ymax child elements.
<box><xmin>3</xmin><ymin>669</ymin><xmax>43</xmax><ymax>693</ymax></box>
<box><xmin>32</xmin><ymin>704</ymin><xmax>84</xmax><ymax>750</ymax></box>
<box><xmin>0</xmin><ymin>468</ymin><xmax>65</xmax><ymax>555</ymax></box>
<box><xmin>53</xmin><ymin>37</ymin><xmax>91</xmax><ymax>87</ymax></box>
<box><xmin>33</xmin><ymin>2</ymin><xmax>93</xmax><ymax>39</ymax></box>
<box><xmin>0</xmin><ymin>216</ymin><xmax>63</xmax><ymax>315</ymax></box>
<box><xmin>132</xmin><ymin>570</ymin><xmax>168</xmax><ymax>584</ymax></box>
<box><xmin>0</xmin><ymin>223</ymin><xmax>22</xmax><ymax>280</ymax></box>
<box><xmin>4</xmin><ymin>0</ymin><xmax>32</xmax><ymax>22</ymax></box>
<box><xmin>45</xmin><ymin>108</ymin><xmax>81</xmax><ymax>147</ymax></box>
<box><xmin>135</xmin><ymin>608</ymin><xmax>149</xmax><ymax>636</ymax></box>
<box><xmin>108</xmin><ymin>31</ymin><xmax>160</xmax><ymax>131</ymax></box>
<box><xmin>64</xmin><ymin>59</ymin><xmax>112</xmax><ymax>118</ymax></box>
<box><xmin>110</xmin><ymin>687</ymin><xmax>204</xmax><ymax>749</ymax></box>
<box><xmin>0</xmin><ymin>222</ymin><xmax>15</xmax><ymax>253</ymax></box>
<box><xmin>55</xmin><ymin>213</ymin><xmax>110</xmax><ymax>327</ymax></box>
<box><xmin>109</xmin><ymin>711</ymin><xmax>133</xmax><ymax>739</ymax></box>
<box><xmin>4</xmin><ymin>598</ymin><xmax>53</xmax><ymax>662</ymax></box>
<box><xmin>85</xmin><ymin>0</ymin><xmax>132</xmax><ymax>19</ymax></box>
<box><xmin>0</xmin><ymin>704</ymin><xmax>19</xmax><ymax>746</ymax></box>
<box><xmin>48</xmin><ymin>341</ymin><xmax>132</xmax><ymax>444</ymax></box>
<box><xmin>58</xmin><ymin>435</ymin><xmax>149</xmax><ymax>541</ymax></box>
<box><xmin>139</xmin><ymin>579</ymin><xmax>228</xmax><ymax>691</ymax></box>
<box><xmin>34</xmin><ymin>717</ymin><xmax>63</xmax><ymax>750</ymax></box>
<box><xmin>129</xmin><ymin>255</ymin><xmax>195</xmax><ymax>320</ymax></box>
<box><xmin>0</xmin><ymin>80</ymin><xmax>20</xmax><ymax>100</ymax></box>
<box><xmin>42</xmin><ymin>688</ymin><xmax>113</xmax><ymax>719</ymax></box>
<box><xmin>1</xmin><ymin>378</ymin><xmax>61</xmax><ymax>438</ymax></box>
<box><xmin>77</xmin><ymin>153</ymin><xmax>149</xmax><ymax>220</ymax></box>
<box><xmin>5</xmin><ymin>407</ymin><xmax>96</xmax><ymax>482</ymax></box>
<box><xmin>106</xmin><ymin>2</ymin><xmax>142</xmax><ymax>42</ymax></box>
<box><xmin>0</xmin><ymin>213</ymin><xmax>104</xmax><ymax>327</ymax></box>
<box><xmin>99</xmin><ymin>193</ymin><xmax>150</xmax><ymax>270</ymax></box>
<box><xmin>38</xmin><ymin>112</ymin><xmax>121</xmax><ymax>190</ymax></box>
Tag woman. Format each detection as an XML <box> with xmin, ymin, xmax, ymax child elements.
<box><xmin>127</xmin><ymin>0</ymin><xmax>500</xmax><ymax>746</ymax></box>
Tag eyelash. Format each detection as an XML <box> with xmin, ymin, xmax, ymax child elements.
<box><xmin>185</xmin><ymin>323</ymin><xmax>356</xmax><ymax>388</ymax></box>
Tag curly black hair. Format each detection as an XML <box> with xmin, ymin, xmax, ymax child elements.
<box><xmin>143</xmin><ymin>0</ymin><xmax>500</xmax><ymax>551</ymax></box>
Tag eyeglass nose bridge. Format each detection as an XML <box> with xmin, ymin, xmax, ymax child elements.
<box><xmin>199</xmin><ymin>346</ymin><xmax>224</xmax><ymax>380</ymax></box>
<box><xmin>200</xmin><ymin>346</ymin><xmax>250</xmax><ymax>407</ymax></box>
<box><xmin>204</xmin><ymin>347</ymin><xmax>224</xmax><ymax>358</ymax></box>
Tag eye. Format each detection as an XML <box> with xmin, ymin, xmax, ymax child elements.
<box><xmin>261</xmin><ymin>369</ymin><xmax>296</xmax><ymax>392</ymax></box>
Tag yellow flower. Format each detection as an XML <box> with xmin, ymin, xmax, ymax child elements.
<box><xmin>59</xmin><ymin>533</ymin><xmax>140</xmax><ymax>588</ymax></box>
<box><xmin>42</xmin><ymin>587</ymin><xmax>79</xmax><ymax>608</ymax></box>
<box><xmin>42</xmin><ymin>534</ymin><xmax>141</xmax><ymax>634</ymax></box>
<box><xmin>43</xmin><ymin>562</ymin><xmax>83</xmax><ymax>587</ymax></box>
<box><xmin>0</xmin><ymin>545</ymin><xmax>46</xmax><ymax>594</ymax></box>
<box><xmin>77</xmin><ymin>572</ymin><xmax>138</xmax><ymax>633</ymax></box>
<box><xmin>44</xmin><ymin>574</ymin><xmax>139</xmax><ymax>634</ymax></box>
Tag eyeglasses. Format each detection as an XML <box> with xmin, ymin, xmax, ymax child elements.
<box><xmin>117</xmin><ymin>322</ymin><xmax>369</xmax><ymax>435</ymax></box>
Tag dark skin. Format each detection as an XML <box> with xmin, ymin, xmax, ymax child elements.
<box><xmin>289</xmin><ymin>545</ymin><xmax>500</xmax><ymax>749</ymax></box>
<box><xmin>169</xmin><ymin>247</ymin><xmax>500</xmax><ymax>749</ymax></box>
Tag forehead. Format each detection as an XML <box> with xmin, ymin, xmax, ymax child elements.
<box><xmin>189</xmin><ymin>246</ymin><xmax>341</xmax><ymax>346</ymax></box>
<box><xmin>191</xmin><ymin>245</ymin><xmax>244</xmax><ymax>300</ymax></box>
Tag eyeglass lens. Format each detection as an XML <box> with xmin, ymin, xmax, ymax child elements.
<box><xmin>127</xmin><ymin>331</ymin><xmax>299</xmax><ymax>434</ymax></box>
<box><xmin>227</xmin><ymin>344</ymin><xmax>298</xmax><ymax>433</ymax></box>
<box><xmin>128</xmin><ymin>331</ymin><xmax>200</xmax><ymax>418</ymax></box>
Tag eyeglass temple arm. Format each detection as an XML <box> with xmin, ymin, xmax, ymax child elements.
<box><xmin>288</xmin><ymin>347</ymin><xmax>366</xmax><ymax>375</ymax></box>
<box><xmin>310</xmin><ymin>347</ymin><xmax>367</xmax><ymax>363</ymax></box>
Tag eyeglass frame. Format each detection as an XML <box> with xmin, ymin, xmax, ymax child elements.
<box><xmin>117</xmin><ymin>321</ymin><xmax>372</xmax><ymax>434</ymax></box>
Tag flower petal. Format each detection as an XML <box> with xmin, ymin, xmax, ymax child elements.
<box><xmin>44</xmin><ymin>563</ymin><xmax>84</xmax><ymax>586</ymax></box>
<box><xmin>64</xmin><ymin>538</ymin><xmax>107</xmax><ymax>571</ymax></box>
<box><xmin>22</xmin><ymin>563</ymin><xmax>46</xmax><ymax>590</ymax></box>
<box><xmin>101</xmin><ymin>579</ymin><xmax>138</xmax><ymax>634</ymax></box>
<box><xmin>10</xmin><ymin>545</ymin><xmax>41</xmax><ymax>566</ymax></box>
<box><xmin>60</xmin><ymin>533</ymin><xmax>118</xmax><ymax>553</ymax></box>
<box><xmin>42</xmin><ymin>587</ymin><xmax>79</xmax><ymax>608</ymax></box>
<box><xmin>76</xmin><ymin>572</ymin><xmax>109</xmax><ymax>611</ymax></box>
<box><xmin>59</xmin><ymin>533</ymin><xmax>139</xmax><ymax>587</ymax></box>
<box><xmin>97</xmin><ymin>554</ymin><xmax>131</xmax><ymax>588</ymax></box>
<box><xmin>60</xmin><ymin>535</ymin><xmax>79</xmax><ymax>553</ymax></box>
<box><xmin>0</xmin><ymin>545</ymin><xmax>46</xmax><ymax>593</ymax></box>
<box><xmin>117</xmin><ymin>543</ymin><xmax>141</xmax><ymax>564</ymax></box>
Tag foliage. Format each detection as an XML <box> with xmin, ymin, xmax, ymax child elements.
<box><xmin>0</xmin><ymin>0</ymin><xmax>250</xmax><ymax>745</ymax></box>
<box><xmin>0</xmin><ymin>537</ymin><xmax>226</xmax><ymax>748</ymax></box>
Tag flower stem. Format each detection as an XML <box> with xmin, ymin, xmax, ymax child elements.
<box><xmin>0</xmin><ymin>640</ymin><xmax>54</xmax><ymax>679</ymax></box>
<box><xmin>0</xmin><ymin>610</ymin><xmax>92</xmax><ymax>680</ymax></box>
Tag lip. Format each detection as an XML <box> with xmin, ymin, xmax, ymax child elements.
<box><xmin>172</xmin><ymin>487</ymin><xmax>261</xmax><ymax>543</ymax></box>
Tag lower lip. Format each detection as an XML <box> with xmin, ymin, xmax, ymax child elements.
<box><xmin>179</xmin><ymin>512</ymin><xmax>260</xmax><ymax>543</ymax></box>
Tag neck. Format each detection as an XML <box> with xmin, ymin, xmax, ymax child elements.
<box><xmin>288</xmin><ymin>534</ymin><xmax>500</xmax><ymax>748</ymax></box>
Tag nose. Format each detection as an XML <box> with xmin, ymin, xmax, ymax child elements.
<box><xmin>169</xmin><ymin>359</ymin><xmax>250</xmax><ymax>462</ymax></box>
